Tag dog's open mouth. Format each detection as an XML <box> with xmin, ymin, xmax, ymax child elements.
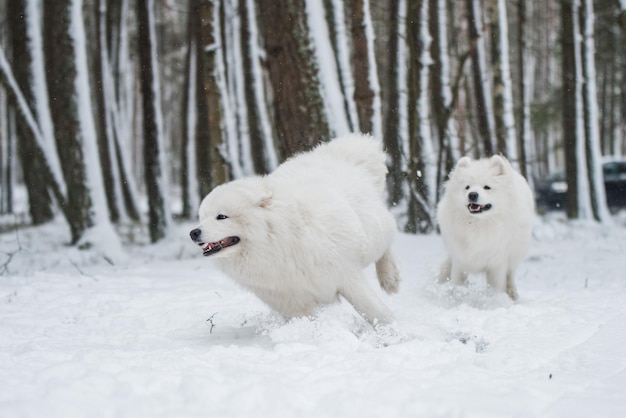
<box><xmin>468</xmin><ymin>203</ymin><xmax>492</xmax><ymax>214</ymax></box>
<box><xmin>198</xmin><ymin>236</ymin><xmax>240</xmax><ymax>256</ymax></box>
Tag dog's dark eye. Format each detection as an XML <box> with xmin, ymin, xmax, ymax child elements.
<box><xmin>465</xmin><ymin>185</ymin><xmax>470</xmax><ymax>190</ymax></box>
<box><xmin>216</xmin><ymin>214</ymin><xmax>228</xmax><ymax>220</ymax></box>
<box><xmin>484</xmin><ymin>185</ymin><xmax>491</xmax><ymax>190</ymax></box>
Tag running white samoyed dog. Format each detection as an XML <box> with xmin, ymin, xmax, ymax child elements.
<box><xmin>436</xmin><ymin>155</ymin><xmax>534</xmax><ymax>300</ymax></box>
<box><xmin>190</xmin><ymin>134</ymin><xmax>400</xmax><ymax>326</ymax></box>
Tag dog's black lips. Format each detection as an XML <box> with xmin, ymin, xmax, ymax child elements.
<box><xmin>200</xmin><ymin>236</ymin><xmax>240</xmax><ymax>256</ymax></box>
<box><xmin>468</xmin><ymin>203</ymin><xmax>492</xmax><ymax>214</ymax></box>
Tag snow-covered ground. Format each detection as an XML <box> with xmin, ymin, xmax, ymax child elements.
<box><xmin>1</xmin><ymin>214</ymin><xmax>625</xmax><ymax>418</ymax></box>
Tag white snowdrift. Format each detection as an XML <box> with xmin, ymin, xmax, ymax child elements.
<box><xmin>1</xmin><ymin>214</ymin><xmax>625</xmax><ymax>417</ymax></box>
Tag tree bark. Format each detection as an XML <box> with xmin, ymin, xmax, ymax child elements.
<box><xmin>9</xmin><ymin>0</ymin><xmax>54</xmax><ymax>225</ymax></box>
<box><xmin>406</xmin><ymin>0</ymin><xmax>434</xmax><ymax>233</ymax></box>
<box><xmin>467</xmin><ymin>0</ymin><xmax>494</xmax><ymax>156</ymax></box>
<box><xmin>561</xmin><ymin>0</ymin><xmax>580</xmax><ymax>219</ymax></box>
<box><xmin>382</xmin><ymin>0</ymin><xmax>404</xmax><ymax>207</ymax></box>
<box><xmin>257</xmin><ymin>0</ymin><xmax>329</xmax><ymax>158</ymax></box>
<box><xmin>44</xmin><ymin>0</ymin><xmax>94</xmax><ymax>243</ymax></box>
<box><xmin>137</xmin><ymin>0</ymin><xmax>169</xmax><ymax>242</ymax></box>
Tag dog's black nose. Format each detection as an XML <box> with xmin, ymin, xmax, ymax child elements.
<box><xmin>468</xmin><ymin>192</ymin><xmax>479</xmax><ymax>202</ymax></box>
<box><xmin>190</xmin><ymin>228</ymin><xmax>202</xmax><ymax>242</ymax></box>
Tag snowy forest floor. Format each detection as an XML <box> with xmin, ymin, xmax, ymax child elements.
<box><xmin>1</xmin><ymin>211</ymin><xmax>626</xmax><ymax>418</ymax></box>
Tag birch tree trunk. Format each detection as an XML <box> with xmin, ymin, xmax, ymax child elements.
<box><xmin>581</xmin><ymin>0</ymin><xmax>610</xmax><ymax>221</ymax></box>
<box><xmin>517</xmin><ymin>0</ymin><xmax>533</xmax><ymax>181</ymax></box>
<box><xmin>467</xmin><ymin>0</ymin><xmax>495</xmax><ymax>156</ymax></box>
<box><xmin>486</xmin><ymin>0</ymin><xmax>517</xmax><ymax>162</ymax></box>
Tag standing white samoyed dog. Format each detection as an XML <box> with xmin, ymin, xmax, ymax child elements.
<box><xmin>190</xmin><ymin>134</ymin><xmax>400</xmax><ymax>326</ymax></box>
<box><xmin>436</xmin><ymin>155</ymin><xmax>534</xmax><ymax>300</ymax></box>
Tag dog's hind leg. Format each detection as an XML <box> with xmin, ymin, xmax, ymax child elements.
<box><xmin>505</xmin><ymin>270</ymin><xmax>519</xmax><ymax>301</ymax></box>
<box><xmin>375</xmin><ymin>250</ymin><xmax>400</xmax><ymax>294</ymax></box>
<box><xmin>341</xmin><ymin>275</ymin><xmax>395</xmax><ymax>326</ymax></box>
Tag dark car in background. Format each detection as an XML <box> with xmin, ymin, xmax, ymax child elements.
<box><xmin>535</xmin><ymin>159</ymin><xmax>626</xmax><ymax>213</ymax></box>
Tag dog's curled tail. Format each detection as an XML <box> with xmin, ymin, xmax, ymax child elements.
<box><xmin>375</xmin><ymin>250</ymin><xmax>400</xmax><ymax>294</ymax></box>
<box><xmin>320</xmin><ymin>133</ymin><xmax>388</xmax><ymax>192</ymax></box>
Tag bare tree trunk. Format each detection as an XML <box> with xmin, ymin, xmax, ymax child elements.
<box><xmin>257</xmin><ymin>0</ymin><xmax>329</xmax><ymax>158</ymax></box>
<box><xmin>9</xmin><ymin>0</ymin><xmax>54</xmax><ymax>225</ymax></box>
<box><xmin>383</xmin><ymin>0</ymin><xmax>404</xmax><ymax>207</ymax></box>
<box><xmin>240</xmin><ymin>0</ymin><xmax>269</xmax><ymax>174</ymax></box>
<box><xmin>486</xmin><ymin>0</ymin><xmax>517</xmax><ymax>161</ymax></box>
<box><xmin>581</xmin><ymin>0</ymin><xmax>610</xmax><ymax>221</ymax></box>
<box><xmin>44</xmin><ymin>0</ymin><xmax>95</xmax><ymax>243</ymax></box>
<box><xmin>195</xmin><ymin>0</ymin><xmax>229</xmax><ymax>196</ymax></box>
<box><xmin>0</xmin><ymin>99</ymin><xmax>13</xmax><ymax>215</ymax></box>
<box><xmin>93</xmin><ymin>0</ymin><xmax>120</xmax><ymax>223</ymax></box>
<box><xmin>406</xmin><ymin>0</ymin><xmax>434</xmax><ymax>233</ymax></box>
<box><xmin>429</xmin><ymin>0</ymin><xmax>458</xmax><ymax>201</ymax></box>
<box><xmin>561</xmin><ymin>0</ymin><xmax>578</xmax><ymax>218</ymax></box>
<box><xmin>137</xmin><ymin>0</ymin><xmax>170</xmax><ymax>242</ymax></box>
<box><xmin>467</xmin><ymin>0</ymin><xmax>495</xmax><ymax>156</ymax></box>
<box><xmin>350</xmin><ymin>0</ymin><xmax>375</xmax><ymax>135</ymax></box>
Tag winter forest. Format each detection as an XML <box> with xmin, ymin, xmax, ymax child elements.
<box><xmin>0</xmin><ymin>0</ymin><xmax>626</xmax><ymax>243</ymax></box>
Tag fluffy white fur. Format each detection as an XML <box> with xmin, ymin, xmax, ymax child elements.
<box><xmin>436</xmin><ymin>155</ymin><xmax>534</xmax><ymax>300</ymax></box>
<box><xmin>190</xmin><ymin>134</ymin><xmax>400</xmax><ymax>325</ymax></box>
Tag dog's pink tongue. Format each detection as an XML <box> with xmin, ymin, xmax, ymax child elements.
<box><xmin>469</xmin><ymin>203</ymin><xmax>480</xmax><ymax>212</ymax></box>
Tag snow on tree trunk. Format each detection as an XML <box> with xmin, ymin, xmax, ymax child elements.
<box><xmin>517</xmin><ymin>0</ymin><xmax>534</xmax><ymax>183</ymax></box>
<box><xmin>211</xmin><ymin>1</ymin><xmax>242</xmax><ymax>180</ymax></box>
<box><xmin>257</xmin><ymin>0</ymin><xmax>329</xmax><ymax>158</ymax></box>
<box><xmin>363</xmin><ymin>0</ymin><xmax>383</xmax><ymax>140</ymax></box>
<box><xmin>429</xmin><ymin>0</ymin><xmax>460</xmax><ymax>199</ymax></box>
<box><xmin>94</xmin><ymin>0</ymin><xmax>123</xmax><ymax>223</ymax></box>
<box><xmin>406</xmin><ymin>0</ymin><xmax>436</xmax><ymax>234</ymax></box>
<box><xmin>467</xmin><ymin>0</ymin><xmax>495</xmax><ymax>156</ymax></box>
<box><xmin>181</xmin><ymin>35</ymin><xmax>199</xmax><ymax>220</ymax></box>
<box><xmin>0</xmin><ymin>91</ymin><xmax>12</xmax><ymax>214</ymax></box>
<box><xmin>9</xmin><ymin>0</ymin><xmax>55</xmax><ymax>224</ymax></box>
<box><xmin>383</xmin><ymin>0</ymin><xmax>405</xmax><ymax>208</ymax></box>
<box><xmin>572</xmin><ymin>0</ymin><xmax>592</xmax><ymax>220</ymax></box>
<box><xmin>224</xmin><ymin>0</ymin><xmax>254</xmax><ymax>177</ymax></box>
<box><xmin>192</xmin><ymin>0</ymin><xmax>230</xmax><ymax>198</ymax></box>
<box><xmin>305</xmin><ymin>0</ymin><xmax>351</xmax><ymax>137</ymax></box>
<box><xmin>41</xmin><ymin>0</ymin><xmax>116</xmax><ymax>244</ymax></box>
<box><xmin>349</xmin><ymin>0</ymin><xmax>383</xmax><ymax>140</ymax></box>
<box><xmin>137</xmin><ymin>0</ymin><xmax>171</xmax><ymax>242</ymax></box>
<box><xmin>487</xmin><ymin>0</ymin><xmax>517</xmax><ymax>165</ymax></box>
<box><xmin>240</xmin><ymin>0</ymin><xmax>277</xmax><ymax>174</ymax></box>
<box><xmin>329</xmin><ymin>0</ymin><xmax>359</xmax><ymax>131</ymax></box>
<box><xmin>0</xmin><ymin>47</ymin><xmax>66</xmax><ymax>210</ymax></box>
<box><xmin>581</xmin><ymin>0</ymin><xmax>610</xmax><ymax>222</ymax></box>
<box><xmin>70</xmin><ymin>0</ymin><xmax>121</xmax><ymax>251</ymax></box>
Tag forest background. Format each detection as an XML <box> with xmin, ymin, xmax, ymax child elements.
<box><xmin>0</xmin><ymin>0</ymin><xmax>625</xmax><ymax>247</ymax></box>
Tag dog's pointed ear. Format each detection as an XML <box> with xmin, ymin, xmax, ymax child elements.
<box><xmin>455</xmin><ymin>156</ymin><xmax>472</xmax><ymax>169</ymax></box>
<box><xmin>489</xmin><ymin>155</ymin><xmax>510</xmax><ymax>175</ymax></box>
